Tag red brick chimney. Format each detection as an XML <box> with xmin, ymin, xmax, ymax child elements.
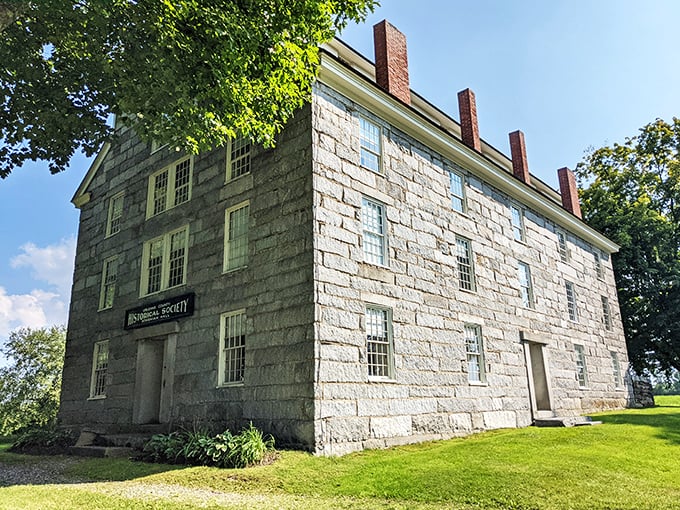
<box><xmin>373</xmin><ymin>20</ymin><xmax>410</xmax><ymax>105</ymax></box>
<box><xmin>457</xmin><ymin>88</ymin><xmax>481</xmax><ymax>152</ymax></box>
<box><xmin>557</xmin><ymin>167</ymin><xmax>582</xmax><ymax>218</ymax></box>
<box><xmin>509</xmin><ymin>130</ymin><xmax>531</xmax><ymax>185</ymax></box>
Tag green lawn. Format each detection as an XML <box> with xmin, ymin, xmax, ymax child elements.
<box><xmin>1</xmin><ymin>396</ymin><xmax>679</xmax><ymax>509</ymax></box>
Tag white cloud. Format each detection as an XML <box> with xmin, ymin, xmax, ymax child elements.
<box><xmin>10</xmin><ymin>236</ymin><xmax>76</xmax><ymax>296</ymax></box>
<box><xmin>0</xmin><ymin>287</ymin><xmax>67</xmax><ymax>339</ymax></box>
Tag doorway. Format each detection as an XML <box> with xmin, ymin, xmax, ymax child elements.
<box><xmin>133</xmin><ymin>338</ymin><xmax>166</xmax><ymax>424</ymax></box>
<box><xmin>524</xmin><ymin>339</ymin><xmax>553</xmax><ymax>418</ymax></box>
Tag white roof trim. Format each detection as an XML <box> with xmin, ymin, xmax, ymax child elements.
<box><xmin>71</xmin><ymin>142</ymin><xmax>111</xmax><ymax>208</ymax></box>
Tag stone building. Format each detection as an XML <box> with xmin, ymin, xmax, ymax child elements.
<box><xmin>59</xmin><ymin>21</ymin><xmax>632</xmax><ymax>455</ymax></box>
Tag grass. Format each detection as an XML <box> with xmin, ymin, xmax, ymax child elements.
<box><xmin>1</xmin><ymin>396</ymin><xmax>679</xmax><ymax>509</ymax></box>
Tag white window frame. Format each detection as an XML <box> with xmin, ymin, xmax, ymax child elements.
<box><xmin>565</xmin><ymin>280</ymin><xmax>579</xmax><ymax>322</ymax></box>
<box><xmin>98</xmin><ymin>256</ymin><xmax>118</xmax><ymax>311</ymax></box>
<box><xmin>611</xmin><ymin>351</ymin><xmax>623</xmax><ymax>388</ymax></box>
<box><xmin>105</xmin><ymin>192</ymin><xmax>124</xmax><ymax>237</ymax></box>
<box><xmin>557</xmin><ymin>230</ymin><xmax>570</xmax><ymax>262</ymax></box>
<box><xmin>223</xmin><ymin>201</ymin><xmax>250</xmax><ymax>272</ymax></box>
<box><xmin>150</xmin><ymin>140</ymin><xmax>168</xmax><ymax>153</ymax></box>
<box><xmin>449</xmin><ymin>170</ymin><xmax>467</xmax><ymax>213</ymax></box>
<box><xmin>518</xmin><ymin>261</ymin><xmax>534</xmax><ymax>308</ymax></box>
<box><xmin>361</xmin><ymin>197</ymin><xmax>388</xmax><ymax>266</ymax></box>
<box><xmin>465</xmin><ymin>324</ymin><xmax>486</xmax><ymax>384</ymax></box>
<box><xmin>359</xmin><ymin>116</ymin><xmax>382</xmax><ymax>173</ymax></box>
<box><xmin>594</xmin><ymin>251</ymin><xmax>604</xmax><ymax>279</ymax></box>
<box><xmin>89</xmin><ymin>340</ymin><xmax>109</xmax><ymax>399</ymax></box>
<box><xmin>574</xmin><ymin>344</ymin><xmax>588</xmax><ymax>388</ymax></box>
<box><xmin>366</xmin><ymin>306</ymin><xmax>394</xmax><ymax>380</ymax></box>
<box><xmin>218</xmin><ymin>309</ymin><xmax>246</xmax><ymax>386</ymax></box>
<box><xmin>140</xmin><ymin>225</ymin><xmax>189</xmax><ymax>297</ymax></box>
<box><xmin>510</xmin><ymin>205</ymin><xmax>525</xmax><ymax>242</ymax></box>
<box><xmin>226</xmin><ymin>135</ymin><xmax>251</xmax><ymax>181</ymax></box>
<box><xmin>456</xmin><ymin>235</ymin><xmax>476</xmax><ymax>292</ymax></box>
<box><xmin>601</xmin><ymin>295</ymin><xmax>612</xmax><ymax>330</ymax></box>
<box><xmin>146</xmin><ymin>156</ymin><xmax>193</xmax><ymax>218</ymax></box>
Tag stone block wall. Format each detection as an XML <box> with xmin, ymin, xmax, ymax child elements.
<box><xmin>310</xmin><ymin>82</ymin><xmax>630</xmax><ymax>455</ymax></box>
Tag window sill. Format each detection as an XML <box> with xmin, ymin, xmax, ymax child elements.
<box><xmin>140</xmin><ymin>283</ymin><xmax>187</xmax><ymax>299</ymax></box>
<box><xmin>87</xmin><ymin>395</ymin><xmax>106</xmax><ymax>401</ymax></box>
<box><xmin>217</xmin><ymin>382</ymin><xmax>244</xmax><ymax>388</ymax></box>
<box><xmin>222</xmin><ymin>265</ymin><xmax>248</xmax><ymax>275</ymax></box>
<box><xmin>225</xmin><ymin>172</ymin><xmax>251</xmax><ymax>185</ymax></box>
<box><xmin>468</xmin><ymin>381</ymin><xmax>488</xmax><ymax>387</ymax></box>
<box><xmin>97</xmin><ymin>306</ymin><xmax>113</xmax><ymax>312</ymax></box>
<box><xmin>368</xmin><ymin>376</ymin><xmax>397</xmax><ymax>383</ymax></box>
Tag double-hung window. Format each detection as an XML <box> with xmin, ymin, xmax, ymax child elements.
<box><xmin>99</xmin><ymin>256</ymin><xmax>118</xmax><ymax>310</ymax></box>
<box><xmin>456</xmin><ymin>236</ymin><xmax>475</xmax><ymax>292</ymax></box>
<box><xmin>594</xmin><ymin>252</ymin><xmax>604</xmax><ymax>279</ymax></box>
<box><xmin>141</xmin><ymin>226</ymin><xmax>189</xmax><ymax>296</ymax></box>
<box><xmin>611</xmin><ymin>351</ymin><xmax>622</xmax><ymax>388</ymax></box>
<box><xmin>359</xmin><ymin>117</ymin><xmax>381</xmax><ymax>173</ymax></box>
<box><xmin>518</xmin><ymin>262</ymin><xmax>534</xmax><ymax>308</ymax></box>
<box><xmin>89</xmin><ymin>340</ymin><xmax>109</xmax><ymax>399</ymax></box>
<box><xmin>449</xmin><ymin>170</ymin><xmax>466</xmax><ymax>213</ymax></box>
<box><xmin>510</xmin><ymin>205</ymin><xmax>525</xmax><ymax>242</ymax></box>
<box><xmin>465</xmin><ymin>324</ymin><xmax>486</xmax><ymax>383</ymax></box>
<box><xmin>227</xmin><ymin>135</ymin><xmax>251</xmax><ymax>181</ymax></box>
<box><xmin>362</xmin><ymin>197</ymin><xmax>387</xmax><ymax>266</ymax></box>
<box><xmin>147</xmin><ymin>156</ymin><xmax>193</xmax><ymax>217</ymax></box>
<box><xmin>224</xmin><ymin>202</ymin><xmax>250</xmax><ymax>272</ymax></box>
<box><xmin>557</xmin><ymin>230</ymin><xmax>570</xmax><ymax>262</ymax></box>
<box><xmin>366</xmin><ymin>306</ymin><xmax>393</xmax><ymax>379</ymax></box>
<box><xmin>219</xmin><ymin>310</ymin><xmax>246</xmax><ymax>386</ymax></box>
<box><xmin>574</xmin><ymin>344</ymin><xmax>588</xmax><ymax>387</ymax></box>
<box><xmin>565</xmin><ymin>280</ymin><xmax>578</xmax><ymax>322</ymax></box>
<box><xmin>601</xmin><ymin>295</ymin><xmax>612</xmax><ymax>330</ymax></box>
<box><xmin>106</xmin><ymin>192</ymin><xmax>124</xmax><ymax>237</ymax></box>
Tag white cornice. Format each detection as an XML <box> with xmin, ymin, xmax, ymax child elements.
<box><xmin>71</xmin><ymin>142</ymin><xmax>111</xmax><ymax>208</ymax></box>
<box><xmin>317</xmin><ymin>52</ymin><xmax>618</xmax><ymax>253</ymax></box>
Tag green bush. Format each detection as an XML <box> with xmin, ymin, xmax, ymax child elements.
<box><xmin>140</xmin><ymin>423</ymin><xmax>274</xmax><ymax>468</ymax></box>
<box><xmin>10</xmin><ymin>426</ymin><xmax>76</xmax><ymax>454</ymax></box>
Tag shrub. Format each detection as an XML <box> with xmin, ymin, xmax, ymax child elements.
<box><xmin>10</xmin><ymin>426</ymin><xmax>76</xmax><ymax>454</ymax></box>
<box><xmin>140</xmin><ymin>423</ymin><xmax>275</xmax><ymax>468</ymax></box>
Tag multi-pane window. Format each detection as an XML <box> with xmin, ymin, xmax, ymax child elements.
<box><xmin>106</xmin><ymin>192</ymin><xmax>124</xmax><ymax>237</ymax></box>
<box><xmin>99</xmin><ymin>257</ymin><xmax>118</xmax><ymax>310</ymax></box>
<box><xmin>227</xmin><ymin>135</ymin><xmax>251</xmax><ymax>181</ymax></box>
<box><xmin>362</xmin><ymin>198</ymin><xmax>387</xmax><ymax>265</ymax></box>
<box><xmin>456</xmin><ymin>236</ymin><xmax>475</xmax><ymax>292</ymax></box>
<box><xmin>359</xmin><ymin>117</ymin><xmax>381</xmax><ymax>173</ymax></box>
<box><xmin>601</xmin><ymin>295</ymin><xmax>612</xmax><ymax>330</ymax></box>
<box><xmin>366</xmin><ymin>306</ymin><xmax>393</xmax><ymax>378</ymax></box>
<box><xmin>219</xmin><ymin>310</ymin><xmax>246</xmax><ymax>385</ymax></box>
<box><xmin>141</xmin><ymin>226</ymin><xmax>189</xmax><ymax>296</ymax></box>
<box><xmin>449</xmin><ymin>170</ymin><xmax>466</xmax><ymax>213</ymax></box>
<box><xmin>518</xmin><ymin>262</ymin><xmax>534</xmax><ymax>308</ymax></box>
<box><xmin>574</xmin><ymin>344</ymin><xmax>588</xmax><ymax>388</ymax></box>
<box><xmin>611</xmin><ymin>351</ymin><xmax>623</xmax><ymax>388</ymax></box>
<box><xmin>224</xmin><ymin>202</ymin><xmax>249</xmax><ymax>271</ymax></box>
<box><xmin>89</xmin><ymin>340</ymin><xmax>109</xmax><ymax>398</ymax></box>
<box><xmin>594</xmin><ymin>252</ymin><xmax>604</xmax><ymax>279</ymax></box>
<box><xmin>510</xmin><ymin>205</ymin><xmax>525</xmax><ymax>242</ymax></box>
<box><xmin>557</xmin><ymin>230</ymin><xmax>570</xmax><ymax>262</ymax></box>
<box><xmin>465</xmin><ymin>324</ymin><xmax>486</xmax><ymax>383</ymax></box>
<box><xmin>565</xmin><ymin>280</ymin><xmax>578</xmax><ymax>322</ymax></box>
<box><xmin>147</xmin><ymin>156</ymin><xmax>193</xmax><ymax>217</ymax></box>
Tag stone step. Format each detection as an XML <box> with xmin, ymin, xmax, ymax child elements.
<box><xmin>69</xmin><ymin>445</ymin><xmax>134</xmax><ymax>458</ymax></box>
<box><xmin>534</xmin><ymin>416</ymin><xmax>602</xmax><ymax>427</ymax></box>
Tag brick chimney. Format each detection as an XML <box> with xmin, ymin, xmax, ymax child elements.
<box><xmin>509</xmin><ymin>130</ymin><xmax>530</xmax><ymax>185</ymax></box>
<box><xmin>557</xmin><ymin>167</ymin><xmax>582</xmax><ymax>218</ymax></box>
<box><xmin>373</xmin><ymin>20</ymin><xmax>410</xmax><ymax>105</ymax></box>
<box><xmin>457</xmin><ymin>88</ymin><xmax>481</xmax><ymax>152</ymax></box>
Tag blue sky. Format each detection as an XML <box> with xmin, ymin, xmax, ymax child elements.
<box><xmin>0</xmin><ymin>0</ymin><xmax>678</xmax><ymax>353</ymax></box>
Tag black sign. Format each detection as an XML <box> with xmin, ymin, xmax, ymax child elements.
<box><xmin>124</xmin><ymin>293</ymin><xmax>195</xmax><ymax>330</ymax></box>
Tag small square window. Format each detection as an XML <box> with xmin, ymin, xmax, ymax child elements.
<box><xmin>366</xmin><ymin>306</ymin><xmax>393</xmax><ymax>379</ymax></box>
<box><xmin>359</xmin><ymin>117</ymin><xmax>382</xmax><ymax>173</ymax></box>
<box><xmin>510</xmin><ymin>206</ymin><xmax>525</xmax><ymax>242</ymax></box>
<box><xmin>89</xmin><ymin>340</ymin><xmax>109</xmax><ymax>399</ymax></box>
<box><xmin>219</xmin><ymin>310</ymin><xmax>246</xmax><ymax>386</ymax></box>
<box><xmin>449</xmin><ymin>170</ymin><xmax>466</xmax><ymax>213</ymax></box>
<box><xmin>106</xmin><ymin>192</ymin><xmax>124</xmax><ymax>237</ymax></box>
<box><xmin>465</xmin><ymin>324</ymin><xmax>486</xmax><ymax>383</ymax></box>
<box><xmin>456</xmin><ymin>236</ymin><xmax>475</xmax><ymax>292</ymax></box>
<box><xmin>362</xmin><ymin>197</ymin><xmax>387</xmax><ymax>266</ymax></box>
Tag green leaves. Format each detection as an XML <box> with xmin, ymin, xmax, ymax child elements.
<box><xmin>577</xmin><ymin>118</ymin><xmax>680</xmax><ymax>375</ymax></box>
<box><xmin>0</xmin><ymin>0</ymin><xmax>377</xmax><ymax>177</ymax></box>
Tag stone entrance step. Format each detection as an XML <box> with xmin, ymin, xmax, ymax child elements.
<box><xmin>69</xmin><ymin>445</ymin><xmax>134</xmax><ymax>458</ymax></box>
<box><xmin>534</xmin><ymin>416</ymin><xmax>602</xmax><ymax>427</ymax></box>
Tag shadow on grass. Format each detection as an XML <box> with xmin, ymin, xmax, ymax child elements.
<box><xmin>597</xmin><ymin>405</ymin><xmax>680</xmax><ymax>444</ymax></box>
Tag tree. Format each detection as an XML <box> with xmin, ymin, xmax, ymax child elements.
<box><xmin>0</xmin><ymin>326</ymin><xmax>66</xmax><ymax>434</ymax></box>
<box><xmin>0</xmin><ymin>0</ymin><xmax>377</xmax><ymax>177</ymax></box>
<box><xmin>576</xmin><ymin>118</ymin><xmax>680</xmax><ymax>376</ymax></box>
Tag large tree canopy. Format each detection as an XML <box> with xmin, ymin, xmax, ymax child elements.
<box><xmin>0</xmin><ymin>0</ymin><xmax>377</xmax><ymax>177</ymax></box>
<box><xmin>576</xmin><ymin>118</ymin><xmax>680</xmax><ymax>375</ymax></box>
<box><xmin>0</xmin><ymin>326</ymin><xmax>66</xmax><ymax>434</ymax></box>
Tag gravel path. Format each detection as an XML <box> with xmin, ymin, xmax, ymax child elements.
<box><xmin>0</xmin><ymin>456</ymin><xmax>87</xmax><ymax>486</ymax></box>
